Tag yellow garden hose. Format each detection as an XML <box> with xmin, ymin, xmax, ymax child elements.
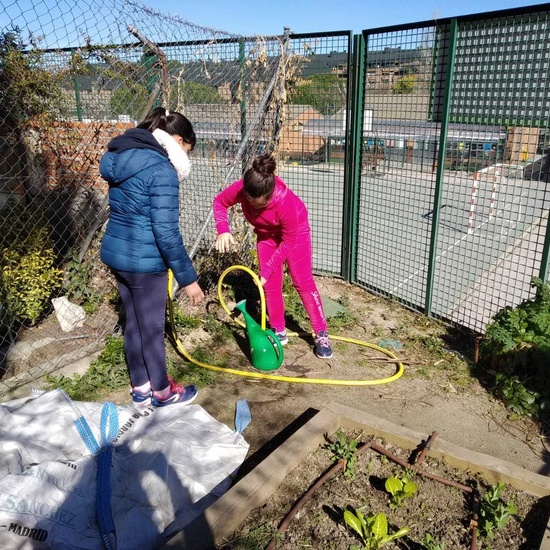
<box><xmin>168</xmin><ymin>266</ymin><xmax>404</xmax><ymax>385</ymax></box>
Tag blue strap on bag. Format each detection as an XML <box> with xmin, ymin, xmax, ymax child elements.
<box><xmin>235</xmin><ymin>399</ymin><xmax>251</xmax><ymax>434</ymax></box>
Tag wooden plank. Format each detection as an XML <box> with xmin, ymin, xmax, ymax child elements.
<box><xmin>163</xmin><ymin>407</ymin><xmax>341</xmax><ymax>549</ymax></box>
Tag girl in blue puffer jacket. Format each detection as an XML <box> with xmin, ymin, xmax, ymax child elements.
<box><xmin>100</xmin><ymin>107</ymin><xmax>204</xmax><ymax>407</ymax></box>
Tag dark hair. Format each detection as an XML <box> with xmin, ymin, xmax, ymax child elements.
<box><xmin>243</xmin><ymin>154</ymin><xmax>276</xmax><ymax>199</ymax></box>
<box><xmin>137</xmin><ymin>106</ymin><xmax>196</xmax><ymax>150</ymax></box>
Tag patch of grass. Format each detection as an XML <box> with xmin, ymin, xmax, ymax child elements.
<box><xmin>171</xmin><ymin>302</ymin><xmax>203</xmax><ymax>330</ymax></box>
<box><xmin>219</xmin><ymin>523</ymin><xmax>278</xmax><ymax>549</ymax></box>
<box><xmin>46</xmin><ymin>334</ymin><xmax>128</xmax><ymax>400</ymax></box>
<box><xmin>329</xmin><ymin>310</ymin><xmax>357</xmax><ymax>332</ymax></box>
<box><xmin>414</xmin><ymin>334</ymin><xmax>446</xmax><ymax>357</ymax></box>
<box><xmin>204</xmin><ymin>314</ymin><xmax>235</xmax><ymax>344</ymax></box>
<box><xmin>415</xmin><ymin>366</ymin><xmax>432</xmax><ymax>379</ymax></box>
<box><xmin>334</xmin><ymin>342</ymin><xmax>349</xmax><ymax>352</ymax></box>
<box><xmin>165</xmin><ymin>345</ymin><xmax>218</xmax><ymax>387</ymax></box>
<box><xmin>282</xmin><ymin>280</ymin><xmax>309</xmax><ymax>327</ymax></box>
<box><xmin>47</xmin><ymin>329</ymin><xmax>221</xmax><ymax>402</ymax></box>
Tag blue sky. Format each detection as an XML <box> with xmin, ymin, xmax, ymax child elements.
<box><xmin>146</xmin><ymin>0</ymin><xmax>549</xmax><ymax>35</ymax></box>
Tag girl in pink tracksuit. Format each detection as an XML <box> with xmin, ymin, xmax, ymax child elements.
<box><xmin>213</xmin><ymin>153</ymin><xmax>333</xmax><ymax>358</ymax></box>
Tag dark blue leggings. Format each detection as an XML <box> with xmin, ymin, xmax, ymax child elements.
<box><xmin>112</xmin><ymin>269</ymin><xmax>169</xmax><ymax>391</ymax></box>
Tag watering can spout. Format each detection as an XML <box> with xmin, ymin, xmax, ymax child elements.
<box><xmin>234</xmin><ymin>299</ymin><xmax>284</xmax><ymax>371</ymax></box>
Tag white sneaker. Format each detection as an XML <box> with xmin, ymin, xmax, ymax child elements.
<box><xmin>274</xmin><ymin>330</ymin><xmax>288</xmax><ymax>346</ymax></box>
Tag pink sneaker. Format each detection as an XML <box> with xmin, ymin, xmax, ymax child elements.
<box><xmin>152</xmin><ymin>378</ymin><xmax>198</xmax><ymax>407</ymax></box>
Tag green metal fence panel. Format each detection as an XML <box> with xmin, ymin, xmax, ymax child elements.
<box><xmin>431</xmin><ymin>8</ymin><xmax>550</xmax><ymax>332</ymax></box>
<box><xmin>282</xmin><ymin>31</ymin><xmax>351</xmax><ymax>277</ymax></box>
<box><xmin>355</xmin><ymin>24</ymin><xmax>439</xmax><ymax>310</ymax></box>
<box><xmin>341</xmin><ymin>33</ymin><xmax>365</xmax><ymax>282</ymax></box>
<box><xmin>357</xmin><ymin>5</ymin><xmax>550</xmax><ymax>334</ymax></box>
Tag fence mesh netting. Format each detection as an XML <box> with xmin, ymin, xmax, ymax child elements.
<box><xmin>0</xmin><ymin>0</ymin><xmax>352</xmax><ymax>396</ymax></box>
<box><xmin>3</xmin><ymin>0</ymin><xmax>550</xmax><ymax>398</ymax></box>
<box><xmin>0</xmin><ymin>0</ymin><xmax>325</xmax><ymax>395</ymax></box>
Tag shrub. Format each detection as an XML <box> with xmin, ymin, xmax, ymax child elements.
<box><xmin>483</xmin><ymin>278</ymin><xmax>550</xmax><ymax>356</ymax></box>
<box><xmin>393</xmin><ymin>74</ymin><xmax>415</xmax><ymax>94</ymax></box>
<box><xmin>1</xmin><ymin>221</ymin><xmax>62</xmax><ymax>325</ymax></box>
<box><xmin>480</xmin><ymin>277</ymin><xmax>550</xmax><ymax>418</ymax></box>
<box><xmin>63</xmin><ymin>247</ymin><xmax>103</xmax><ymax>314</ymax></box>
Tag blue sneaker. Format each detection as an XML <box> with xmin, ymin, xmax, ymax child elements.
<box><xmin>274</xmin><ymin>330</ymin><xmax>288</xmax><ymax>346</ymax></box>
<box><xmin>131</xmin><ymin>387</ymin><xmax>151</xmax><ymax>407</ymax></box>
<box><xmin>314</xmin><ymin>331</ymin><xmax>333</xmax><ymax>359</ymax></box>
<box><xmin>152</xmin><ymin>378</ymin><xmax>198</xmax><ymax>407</ymax></box>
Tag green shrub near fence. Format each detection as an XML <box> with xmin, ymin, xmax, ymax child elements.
<box><xmin>0</xmin><ymin>200</ymin><xmax>63</xmax><ymax>326</ymax></box>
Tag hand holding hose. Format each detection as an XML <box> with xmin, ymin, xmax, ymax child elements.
<box><xmin>215</xmin><ymin>232</ymin><xmax>236</xmax><ymax>253</ymax></box>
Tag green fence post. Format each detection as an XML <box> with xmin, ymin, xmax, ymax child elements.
<box><xmin>424</xmin><ymin>19</ymin><xmax>458</xmax><ymax>316</ymax></box>
<box><xmin>144</xmin><ymin>51</ymin><xmax>160</xmax><ymax>109</ymax></box>
<box><xmin>538</xmin><ymin>225</ymin><xmax>550</xmax><ymax>283</ymax></box>
<box><xmin>71</xmin><ymin>49</ymin><xmax>83</xmax><ymax>121</ymax></box>
<box><xmin>342</xmin><ymin>32</ymin><xmax>363</xmax><ymax>282</ymax></box>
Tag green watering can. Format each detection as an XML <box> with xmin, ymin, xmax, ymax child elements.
<box><xmin>234</xmin><ymin>299</ymin><xmax>284</xmax><ymax>371</ymax></box>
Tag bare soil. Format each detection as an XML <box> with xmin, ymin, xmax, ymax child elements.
<box><xmin>219</xmin><ymin>432</ymin><xmax>550</xmax><ymax>549</ymax></box>
<box><xmin>4</xmin><ymin>272</ymin><xmax>550</xmax><ymax>549</ymax></box>
<box><xmin>5</xmin><ymin>273</ymin><xmax>550</xmax><ymax>474</ymax></box>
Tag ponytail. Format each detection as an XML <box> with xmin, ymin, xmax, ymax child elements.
<box><xmin>243</xmin><ymin>153</ymin><xmax>276</xmax><ymax>198</ymax></box>
<box><xmin>137</xmin><ymin>107</ymin><xmax>196</xmax><ymax>150</ymax></box>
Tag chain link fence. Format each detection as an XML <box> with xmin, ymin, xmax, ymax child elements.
<box><xmin>2</xmin><ymin>0</ymin><xmax>550</xmax><ymax>396</ymax></box>
<box><xmin>0</xmin><ymin>0</ymin><xmax>352</xmax><ymax>396</ymax></box>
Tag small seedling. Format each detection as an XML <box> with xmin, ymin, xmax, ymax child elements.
<box><xmin>384</xmin><ymin>473</ymin><xmax>418</xmax><ymax>508</ymax></box>
<box><xmin>325</xmin><ymin>431</ymin><xmax>359</xmax><ymax>480</ymax></box>
<box><xmin>343</xmin><ymin>508</ymin><xmax>409</xmax><ymax>549</ymax></box>
<box><xmin>422</xmin><ymin>532</ymin><xmax>446</xmax><ymax>549</ymax></box>
<box><xmin>478</xmin><ymin>481</ymin><xmax>518</xmax><ymax>539</ymax></box>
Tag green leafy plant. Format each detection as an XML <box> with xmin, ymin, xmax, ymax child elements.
<box><xmin>478</xmin><ymin>481</ymin><xmax>518</xmax><ymax>539</ymax></box>
<box><xmin>481</xmin><ymin>278</ymin><xmax>550</xmax><ymax>418</ymax></box>
<box><xmin>1</xmin><ymin>225</ymin><xmax>63</xmax><ymax>324</ymax></box>
<box><xmin>63</xmin><ymin>248</ymin><xmax>103</xmax><ymax>314</ymax></box>
<box><xmin>492</xmin><ymin>371</ymin><xmax>539</xmax><ymax>417</ymax></box>
<box><xmin>384</xmin><ymin>473</ymin><xmax>418</xmax><ymax>508</ymax></box>
<box><xmin>422</xmin><ymin>532</ymin><xmax>446</xmax><ymax>550</ymax></box>
<box><xmin>483</xmin><ymin>278</ymin><xmax>550</xmax><ymax>355</ymax></box>
<box><xmin>325</xmin><ymin>431</ymin><xmax>358</xmax><ymax>480</ymax></box>
<box><xmin>343</xmin><ymin>509</ymin><xmax>409</xmax><ymax>549</ymax></box>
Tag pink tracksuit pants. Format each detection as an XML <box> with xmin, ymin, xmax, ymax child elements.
<box><xmin>257</xmin><ymin>234</ymin><xmax>327</xmax><ymax>335</ymax></box>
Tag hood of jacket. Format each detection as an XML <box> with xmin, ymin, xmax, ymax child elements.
<box><xmin>100</xmin><ymin>128</ymin><xmax>169</xmax><ymax>186</ymax></box>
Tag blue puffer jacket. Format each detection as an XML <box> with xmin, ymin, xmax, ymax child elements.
<box><xmin>99</xmin><ymin>128</ymin><xmax>197</xmax><ymax>287</ymax></box>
